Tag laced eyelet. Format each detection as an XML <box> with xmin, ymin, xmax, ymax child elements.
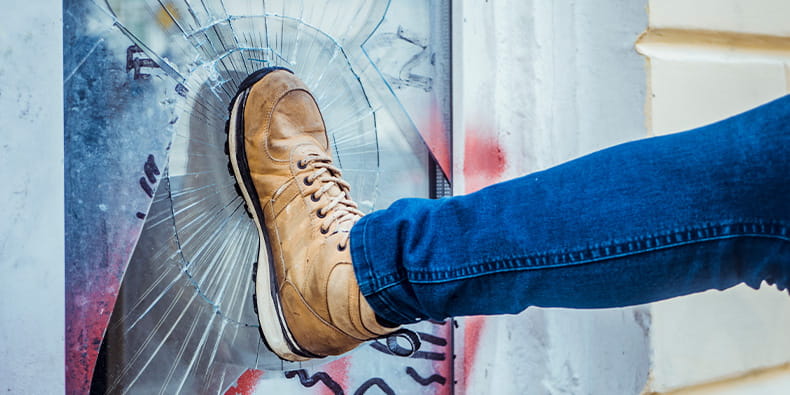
<box><xmin>297</xmin><ymin>160</ymin><xmax>307</xmax><ymax>169</ymax></box>
<box><xmin>316</xmin><ymin>209</ymin><xmax>326</xmax><ymax>218</ymax></box>
<box><xmin>310</xmin><ymin>193</ymin><xmax>320</xmax><ymax>202</ymax></box>
<box><xmin>303</xmin><ymin>177</ymin><xmax>313</xmax><ymax>186</ymax></box>
<box><xmin>337</xmin><ymin>244</ymin><xmax>347</xmax><ymax>251</ymax></box>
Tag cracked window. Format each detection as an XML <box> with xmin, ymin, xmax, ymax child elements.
<box><xmin>67</xmin><ymin>0</ymin><xmax>452</xmax><ymax>393</ymax></box>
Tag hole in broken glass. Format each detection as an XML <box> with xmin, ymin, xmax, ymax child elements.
<box><xmin>165</xmin><ymin>16</ymin><xmax>380</xmax><ymax>327</ymax></box>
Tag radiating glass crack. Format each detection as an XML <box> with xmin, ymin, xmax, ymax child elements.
<box><xmin>91</xmin><ymin>0</ymin><xmax>444</xmax><ymax>393</ymax></box>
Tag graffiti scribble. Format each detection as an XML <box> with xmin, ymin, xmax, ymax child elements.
<box><xmin>353</xmin><ymin>378</ymin><xmax>395</xmax><ymax>395</ymax></box>
<box><xmin>284</xmin><ymin>369</ymin><xmax>343</xmax><ymax>395</ymax></box>
<box><xmin>370</xmin><ymin>341</ymin><xmax>446</xmax><ymax>361</ymax></box>
<box><xmin>125</xmin><ymin>44</ymin><xmax>160</xmax><ymax>80</ymax></box>
<box><xmin>418</xmin><ymin>331</ymin><xmax>448</xmax><ymax>346</ymax></box>
<box><xmin>405</xmin><ymin>367</ymin><xmax>447</xmax><ymax>386</ymax></box>
<box><xmin>143</xmin><ymin>154</ymin><xmax>160</xmax><ymax>184</ymax></box>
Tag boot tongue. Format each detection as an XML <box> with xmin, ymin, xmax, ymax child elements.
<box><xmin>267</xmin><ymin>90</ymin><xmax>328</xmax><ymax>160</ymax></box>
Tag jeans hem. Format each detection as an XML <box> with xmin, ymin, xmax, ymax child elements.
<box><xmin>350</xmin><ymin>211</ymin><xmax>412</xmax><ymax>323</ymax></box>
<box><xmin>370</xmin><ymin>284</ymin><xmax>421</xmax><ymax>324</ymax></box>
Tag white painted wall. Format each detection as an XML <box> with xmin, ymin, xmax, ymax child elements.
<box><xmin>453</xmin><ymin>1</ymin><xmax>652</xmax><ymax>394</ymax></box>
<box><xmin>455</xmin><ymin>0</ymin><xmax>790</xmax><ymax>394</ymax></box>
<box><xmin>0</xmin><ymin>0</ymin><xmax>65</xmax><ymax>392</ymax></box>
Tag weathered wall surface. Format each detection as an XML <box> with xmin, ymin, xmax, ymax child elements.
<box><xmin>453</xmin><ymin>1</ymin><xmax>652</xmax><ymax>394</ymax></box>
<box><xmin>455</xmin><ymin>1</ymin><xmax>790</xmax><ymax>394</ymax></box>
<box><xmin>0</xmin><ymin>0</ymin><xmax>65</xmax><ymax>393</ymax></box>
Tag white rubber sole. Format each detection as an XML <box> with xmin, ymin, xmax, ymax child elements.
<box><xmin>227</xmin><ymin>92</ymin><xmax>309</xmax><ymax>362</ymax></box>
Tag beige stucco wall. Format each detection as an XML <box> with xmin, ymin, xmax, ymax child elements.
<box><xmin>638</xmin><ymin>1</ymin><xmax>790</xmax><ymax>393</ymax></box>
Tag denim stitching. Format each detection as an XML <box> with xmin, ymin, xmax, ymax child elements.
<box><xmin>362</xmin><ymin>280</ymin><xmax>415</xmax><ymax>323</ymax></box>
<box><xmin>357</xmin><ymin>213</ymin><xmax>405</xmax><ymax>294</ymax></box>
<box><xmin>376</xmin><ymin>285</ymin><xmax>416</xmax><ymax>323</ymax></box>
<box><xmin>405</xmin><ymin>220</ymin><xmax>790</xmax><ymax>285</ymax></box>
<box><xmin>355</xmin><ymin>215</ymin><xmax>374</xmax><ymax>293</ymax></box>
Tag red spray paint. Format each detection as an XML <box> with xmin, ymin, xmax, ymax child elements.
<box><xmin>460</xmin><ymin>316</ymin><xmax>486</xmax><ymax>394</ymax></box>
<box><xmin>420</xmin><ymin>102</ymin><xmax>452</xmax><ymax>180</ymax></box>
<box><xmin>224</xmin><ymin>369</ymin><xmax>264</xmax><ymax>395</ymax></box>
<box><xmin>457</xmin><ymin>126</ymin><xmax>507</xmax><ymax>393</ymax></box>
<box><xmin>463</xmin><ymin>131</ymin><xmax>506</xmax><ymax>193</ymax></box>
<box><xmin>321</xmin><ymin>355</ymin><xmax>350</xmax><ymax>395</ymax></box>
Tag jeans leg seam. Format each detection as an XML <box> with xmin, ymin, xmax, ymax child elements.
<box><xmin>407</xmin><ymin>221</ymin><xmax>790</xmax><ymax>284</ymax></box>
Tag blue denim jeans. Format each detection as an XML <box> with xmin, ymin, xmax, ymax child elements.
<box><xmin>350</xmin><ymin>95</ymin><xmax>790</xmax><ymax>325</ymax></box>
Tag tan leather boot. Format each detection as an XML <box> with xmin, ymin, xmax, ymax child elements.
<box><xmin>227</xmin><ymin>68</ymin><xmax>415</xmax><ymax>361</ymax></box>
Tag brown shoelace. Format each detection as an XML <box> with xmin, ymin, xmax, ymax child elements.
<box><xmin>299</xmin><ymin>153</ymin><xmax>364</xmax><ymax>250</ymax></box>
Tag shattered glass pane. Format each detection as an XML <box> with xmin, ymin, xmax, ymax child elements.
<box><xmin>363</xmin><ymin>0</ymin><xmax>453</xmax><ymax>176</ymax></box>
<box><xmin>78</xmin><ymin>0</ymin><xmax>451</xmax><ymax>393</ymax></box>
